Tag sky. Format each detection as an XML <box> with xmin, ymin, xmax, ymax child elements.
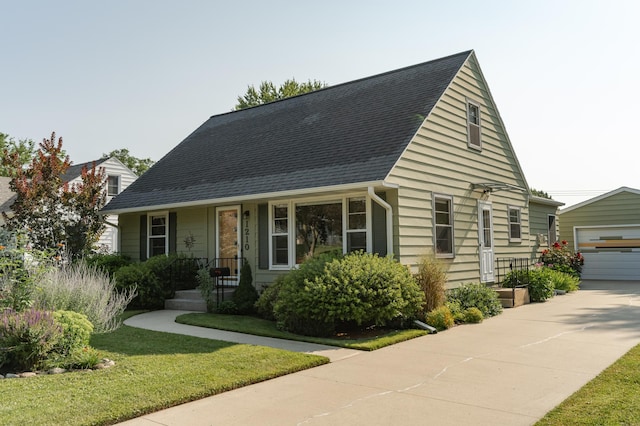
<box><xmin>2</xmin><ymin>0</ymin><xmax>638</xmax><ymax>208</ymax></box>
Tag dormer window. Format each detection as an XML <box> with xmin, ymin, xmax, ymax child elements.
<box><xmin>467</xmin><ymin>99</ymin><xmax>481</xmax><ymax>149</ymax></box>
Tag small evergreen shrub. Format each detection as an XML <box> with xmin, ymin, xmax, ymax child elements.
<box><xmin>115</xmin><ymin>262</ymin><xmax>164</xmax><ymax>309</ymax></box>
<box><xmin>447</xmin><ymin>283</ymin><xmax>503</xmax><ymax>318</ymax></box>
<box><xmin>254</xmin><ymin>276</ymin><xmax>286</xmax><ymax>321</ymax></box>
<box><xmin>463</xmin><ymin>307</ymin><xmax>484</xmax><ymax>323</ymax></box>
<box><xmin>274</xmin><ymin>252</ymin><xmax>424</xmax><ymax>336</ymax></box>
<box><xmin>0</xmin><ymin>308</ymin><xmax>63</xmax><ymax>372</ymax></box>
<box><xmin>425</xmin><ymin>305</ymin><xmax>454</xmax><ymax>331</ymax></box>
<box><xmin>196</xmin><ymin>268</ymin><xmax>216</xmax><ymax>313</ymax></box>
<box><xmin>216</xmin><ymin>300</ymin><xmax>239</xmax><ymax>315</ymax></box>
<box><xmin>232</xmin><ymin>263</ymin><xmax>259</xmax><ymax>314</ymax></box>
<box><xmin>35</xmin><ymin>262</ymin><xmax>136</xmax><ymax>333</ymax></box>
<box><xmin>416</xmin><ymin>255</ymin><xmax>447</xmax><ymax>314</ymax></box>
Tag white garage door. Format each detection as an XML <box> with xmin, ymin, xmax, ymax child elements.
<box><xmin>576</xmin><ymin>226</ymin><xmax>640</xmax><ymax>280</ymax></box>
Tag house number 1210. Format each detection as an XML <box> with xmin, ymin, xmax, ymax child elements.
<box><xmin>244</xmin><ymin>216</ymin><xmax>250</xmax><ymax>251</ymax></box>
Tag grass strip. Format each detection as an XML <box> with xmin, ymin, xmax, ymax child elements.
<box><xmin>0</xmin><ymin>316</ymin><xmax>327</xmax><ymax>426</ymax></box>
<box><xmin>536</xmin><ymin>343</ymin><xmax>640</xmax><ymax>425</ymax></box>
<box><xmin>176</xmin><ymin>313</ymin><xmax>427</xmax><ymax>351</ymax></box>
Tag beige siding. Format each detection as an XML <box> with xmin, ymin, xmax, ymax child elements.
<box><xmin>387</xmin><ymin>54</ymin><xmax>530</xmax><ymax>286</ymax></box>
<box><xmin>559</xmin><ymin>191</ymin><xmax>640</xmax><ymax>252</ymax></box>
<box><xmin>529</xmin><ymin>200</ymin><xmax>560</xmax><ymax>258</ymax></box>
<box><xmin>119</xmin><ymin>213</ymin><xmax>141</xmax><ymax>260</ymax></box>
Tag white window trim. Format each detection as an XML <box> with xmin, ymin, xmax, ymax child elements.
<box><xmin>268</xmin><ymin>193</ymin><xmax>371</xmax><ymax>270</ymax></box>
<box><xmin>466</xmin><ymin>98</ymin><xmax>482</xmax><ymax>150</ymax></box>
<box><xmin>147</xmin><ymin>211</ymin><xmax>168</xmax><ymax>258</ymax></box>
<box><xmin>107</xmin><ymin>175</ymin><xmax>121</xmax><ymax>197</ymax></box>
<box><xmin>548</xmin><ymin>214</ymin><xmax>558</xmax><ymax>247</ymax></box>
<box><xmin>433</xmin><ymin>194</ymin><xmax>455</xmax><ymax>258</ymax></box>
<box><xmin>508</xmin><ymin>206</ymin><xmax>522</xmax><ymax>243</ymax></box>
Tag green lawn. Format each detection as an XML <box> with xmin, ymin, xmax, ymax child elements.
<box><xmin>0</xmin><ymin>312</ymin><xmax>327</xmax><ymax>426</ymax></box>
<box><xmin>536</xmin><ymin>343</ymin><xmax>640</xmax><ymax>425</ymax></box>
<box><xmin>176</xmin><ymin>313</ymin><xmax>428</xmax><ymax>351</ymax></box>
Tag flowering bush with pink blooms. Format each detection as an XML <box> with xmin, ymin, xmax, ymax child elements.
<box><xmin>539</xmin><ymin>240</ymin><xmax>584</xmax><ymax>278</ymax></box>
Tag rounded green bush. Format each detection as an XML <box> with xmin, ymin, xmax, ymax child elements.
<box><xmin>463</xmin><ymin>307</ymin><xmax>484</xmax><ymax>323</ymax></box>
<box><xmin>528</xmin><ymin>270</ymin><xmax>554</xmax><ymax>302</ymax></box>
<box><xmin>52</xmin><ymin>310</ymin><xmax>94</xmax><ymax>356</ymax></box>
<box><xmin>254</xmin><ymin>275</ymin><xmax>286</xmax><ymax>321</ymax></box>
<box><xmin>447</xmin><ymin>283</ymin><xmax>503</xmax><ymax>318</ymax></box>
<box><xmin>425</xmin><ymin>305</ymin><xmax>454</xmax><ymax>331</ymax></box>
<box><xmin>274</xmin><ymin>252</ymin><xmax>424</xmax><ymax>336</ymax></box>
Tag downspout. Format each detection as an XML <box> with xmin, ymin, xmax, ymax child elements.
<box><xmin>368</xmin><ymin>187</ymin><xmax>394</xmax><ymax>256</ymax></box>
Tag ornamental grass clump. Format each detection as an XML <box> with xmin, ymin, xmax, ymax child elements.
<box><xmin>34</xmin><ymin>262</ymin><xmax>136</xmax><ymax>333</ymax></box>
<box><xmin>415</xmin><ymin>254</ymin><xmax>447</xmax><ymax>314</ymax></box>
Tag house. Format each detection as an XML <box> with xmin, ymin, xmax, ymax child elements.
<box><xmin>0</xmin><ymin>157</ymin><xmax>137</xmax><ymax>253</ymax></box>
<box><xmin>0</xmin><ymin>176</ymin><xmax>14</xmax><ymax>226</ymax></box>
<box><xmin>559</xmin><ymin>187</ymin><xmax>640</xmax><ymax>280</ymax></box>
<box><xmin>103</xmin><ymin>50</ymin><xmax>556</xmax><ymax>288</ymax></box>
<box><xmin>63</xmin><ymin>157</ymin><xmax>138</xmax><ymax>252</ymax></box>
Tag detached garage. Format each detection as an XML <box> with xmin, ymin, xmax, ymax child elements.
<box><xmin>559</xmin><ymin>187</ymin><xmax>640</xmax><ymax>280</ymax></box>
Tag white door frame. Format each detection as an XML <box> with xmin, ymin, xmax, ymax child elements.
<box><xmin>478</xmin><ymin>201</ymin><xmax>495</xmax><ymax>283</ymax></box>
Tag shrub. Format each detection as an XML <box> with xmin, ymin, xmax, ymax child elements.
<box><xmin>232</xmin><ymin>263</ymin><xmax>259</xmax><ymax>314</ymax></box>
<box><xmin>501</xmin><ymin>269</ymin><xmax>531</xmax><ymax>288</ymax></box>
<box><xmin>83</xmin><ymin>253</ymin><xmax>132</xmax><ymax>278</ymax></box>
<box><xmin>196</xmin><ymin>268</ymin><xmax>216</xmax><ymax>313</ymax></box>
<box><xmin>447</xmin><ymin>283</ymin><xmax>503</xmax><ymax>318</ymax></box>
<box><xmin>425</xmin><ymin>305</ymin><xmax>454</xmax><ymax>331</ymax></box>
<box><xmin>115</xmin><ymin>262</ymin><xmax>164</xmax><ymax>310</ymax></box>
<box><xmin>274</xmin><ymin>252</ymin><xmax>424</xmax><ymax>336</ymax></box>
<box><xmin>540</xmin><ymin>268</ymin><xmax>580</xmax><ymax>292</ymax></box>
<box><xmin>416</xmin><ymin>255</ymin><xmax>447</xmax><ymax>314</ymax></box>
<box><xmin>216</xmin><ymin>300</ymin><xmax>239</xmax><ymax>315</ymax></box>
<box><xmin>463</xmin><ymin>307</ymin><xmax>484</xmax><ymax>323</ymax></box>
<box><xmin>51</xmin><ymin>310</ymin><xmax>93</xmax><ymax>357</ymax></box>
<box><xmin>539</xmin><ymin>240</ymin><xmax>584</xmax><ymax>277</ymax></box>
<box><xmin>34</xmin><ymin>262</ymin><xmax>136</xmax><ymax>333</ymax></box>
<box><xmin>0</xmin><ymin>308</ymin><xmax>63</xmax><ymax>371</ymax></box>
<box><xmin>445</xmin><ymin>300</ymin><xmax>464</xmax><ymax>323</ymax></box>
<box><xmin>527</xmin><ymin>269</ymin><xmax>555</xmax><ymax>302</ymax></box>
<box><xmin>254</xmin><ymin>275</ymin><xmax>286</xmax><ymax>321</ymax></box>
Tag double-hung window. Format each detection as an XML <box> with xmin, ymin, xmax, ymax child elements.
<box><xmin>271</xmin><ymin>204</ymin><xmax>289</xmax><ymax>267</ymax></box>
<box><xmin>434</xmin><ymin>195</ymin><xmax>454</xmax><ymax>257</ymax></box>
<box><xmin>508</xmin><ymin>207</ymin><xmax>522</xmax><ymax>242</ymax></box>
<box><xmin>467</xmin><ymin>99</ymin><xmax>482</xmax><ymax>149</ymax></box>
<box><xmin>148</xmin><ymin>213</ymin><xmax>168</xmax><ymax>257</ymax></box>
<box><xmin>346</xmin><ymin>197</ymin><xmax>367</xmax><ymax>252</ymax></box>
<box><xmin>107</xmin><ymin>175</ymin><xmax>120</xmax><ymax>196</ymax></box>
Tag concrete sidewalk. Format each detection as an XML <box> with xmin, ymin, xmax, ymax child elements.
<box><xmin>119</xmin><ymin>280</ymin><xmax>640</xmax><ymax>425</ymax></box>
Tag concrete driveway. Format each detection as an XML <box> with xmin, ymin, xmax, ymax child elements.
<box><xmin>119</xmin><ymin>280</ymin><xmax>640</xmax><ymax>425</ymax></box>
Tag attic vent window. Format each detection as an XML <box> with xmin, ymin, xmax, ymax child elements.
<box><xmin>467</xmin><ymin>99</ymin><xmax>481</xmax><ymax>149</ymax></box>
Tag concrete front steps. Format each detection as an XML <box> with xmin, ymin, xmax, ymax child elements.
<box><xmin>164</xmin><ymin>288</ymin><xmax>238</xmax><ymax>312</ymax></box>
<box><xmin>164</xmin><ymin>289</ymin><xmax>207</xmax><ymax>312</ymax></box>
<box><xmin>496</xmin><ymin>287</ymin><xmax>530</xmax><ymax>308</ymax></box>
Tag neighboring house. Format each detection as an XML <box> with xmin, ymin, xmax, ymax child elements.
<box><xmin>0</xmin><ymin>176</ymin><xmax>14</xmax><ymax>226</ymax></box>
<box><xmin>0</xmin><ymin>157</ymin><xmax>137</xmax><ymax>252</ymax></box>
<box><xmin>559</xmin><ymin>187</ymin><xmax>640</xmax><ymax>280</ymax></box>
<box><xmin>63</xmin><ymin>157</ymin><xmax>138</xmax><ymax>252</ymax></box>
<box><xmin>103</xmin><ymin>50</ymin><xmax>557</xmax><ymax>288</ymax></box>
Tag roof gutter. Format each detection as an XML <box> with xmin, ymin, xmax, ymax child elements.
<box><xmin>368</xmin><ymin>186</ymin><xmax>394</xmax><ymax>256</ymax></box>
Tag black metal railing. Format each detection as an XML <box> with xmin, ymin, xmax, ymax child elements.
<box><xmin>169</xmin><ymin>257</ymin><xmax>209</xmax><ymax>291</ymax></box>
<box><xmin>495</xmin><ymin>257</ymin><xmax>532</xmax><ymax>306</ymax></box>
<box><xmin>207</xmin><ymin>257</ymin><xmax>247</xmax><ymax>305</ymax></box>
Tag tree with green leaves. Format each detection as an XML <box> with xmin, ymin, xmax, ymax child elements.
<box><xmin>0</xmin><ymin>133</ymin><xmax>36</xmax><ymax>177</ymax></box>
<box><xmin>531</xmin><ymin>188</ymin><xmax>553</xmax><ymax>199</ymax></box>
<box><xmin>101</xmin><ymin>148</ymin><xmax>154</xmax><ymax>176</ymax></box>
<box><xmin>2</xmin><ymin>132</ymin><xmax>106</xmax><ymax>258</ymax></box>
<box><xmin>235</xmin><ymin>78</ymin><xmax>327</xmax><ymax>110</ymax></box>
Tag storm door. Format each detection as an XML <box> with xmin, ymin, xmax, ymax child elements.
<box><xmin>478</xmin><ymin>201</ymin><xmax>495</xmax><ymax>283</ymax></box>
<box><xmin>216</xmin><ymin>206</ymin><xmax>241</xmax><ymax>285</ymax></box>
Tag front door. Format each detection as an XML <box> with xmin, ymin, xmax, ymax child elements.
<box><xmin>216</xmin><ymin>206</ymin><xmax>241</xmax><ymax>284</ymax></box>
<box><xmin>478</xmin><ymin>201</ymin><xmax>495</xmax><ymax>283</ymax></box>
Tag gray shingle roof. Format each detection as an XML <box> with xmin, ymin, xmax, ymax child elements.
<box><xmin>104</xmin><ymin>50</ymin><xmax>472</xmax><ymax>213</ymax></box>
<box><xmin>61</xmin><ymin>158</ymin><xmax>108</xmax><ymax>183</ymax></box>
